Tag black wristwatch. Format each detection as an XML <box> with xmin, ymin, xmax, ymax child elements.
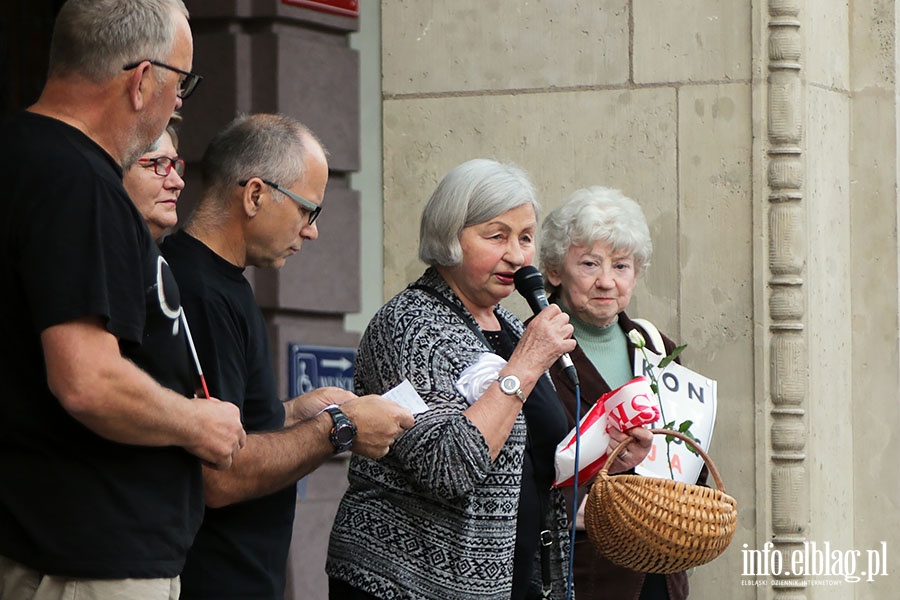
<box><xmin>324</xmin><ymin>406</ymin><xmax>357</xmax><ymax>454</ymax></box>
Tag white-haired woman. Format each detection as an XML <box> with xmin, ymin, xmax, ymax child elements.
<box><xmin>327</xmin><ymin>161</ymin><xmax>648</xmax><ymax>599</ymax></box>
<box><xmin>541</xmin><ymin>186</ymin><xmax>701</xmax><ymax>600</ymax></box>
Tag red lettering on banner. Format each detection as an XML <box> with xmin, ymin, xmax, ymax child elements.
<box><xmin>610</xmin><ymin>395</ymin><xmax>659</xmax><ymax>430</ymax></box>
<box><xmin>609</xmin><ymin>404</ymin><xmax>630</xmax><ymax>429</ymax></box>
<box><xmin>630</xmin><ymin>393</ymin><xmax>659</xmax><ymax>423</ymax></box>
<box><xmin>670</xmin><ymin>453</ymin><xmax>683</xmax><ymax>475</ymax></box>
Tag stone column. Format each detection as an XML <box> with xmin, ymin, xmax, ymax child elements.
<box><xmin>763</xmin><ymin>1</ymin><xmax>810</xmax><ymax>597</ymax></box>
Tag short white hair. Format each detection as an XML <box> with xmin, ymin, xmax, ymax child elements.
<box><xmin>540</xmin><ymin>186</ymin><xmax>652</xmax><ymax>293</ymax></box>
<box><xmin>419</xmin><ymin>159</ymin><xmax>541</xmax><ymax>266</ymax></box>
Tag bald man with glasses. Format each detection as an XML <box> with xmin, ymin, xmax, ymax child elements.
<box><xmin>0</xmin><ymin>1</ymin><xmax>246</xmax><ymax>600</ymax></box>
<box><xmin>160</xmin><ymin>113</ymin><xmax>415</xmax><ymax>600</ymax></box>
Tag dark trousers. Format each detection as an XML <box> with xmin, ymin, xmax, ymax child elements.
<box><xmin>328</xmin><ymin>577</ymin><xmax>381</xmax><ymax>600</ymax></box>
<box><xmin>572</xmin><ymin>530</ymin><xmax>671</xmax><ymax>600</ymax></box>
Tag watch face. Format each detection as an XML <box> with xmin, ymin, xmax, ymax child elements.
<box><xmin>499</xmin><ymin>375</ymin><xmax>520</xmax><ymax>394</ymax></box>
<box><xmin>333</xmin><ymin>424</ymin><xmax>355</xmax><ymax>445</ymax></box>
<box><xmin>326</xmin><ymin>407</ymin><xmax>357</xmax><ymax>452</ymax></box>
<box><xmin>498</xmin><ymin>375</ymin><xmax>526</xmax><ymax>403</ymax></box>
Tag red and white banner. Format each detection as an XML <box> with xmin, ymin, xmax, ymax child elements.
<box><xmin>553</xmin><ymin>376</ymin><xmax>660</xmax><ymax>487</ymax></box>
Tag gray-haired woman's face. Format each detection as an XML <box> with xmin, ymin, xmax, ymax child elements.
<box><xmin>546</xmin><ymin>240</ymin><xmax>637</xmax><ymax>328</ymax></box>
<box><xmin>441</xmin><ymin>204</ymin><xmax>537</xmax><ymax>312</ymax></box>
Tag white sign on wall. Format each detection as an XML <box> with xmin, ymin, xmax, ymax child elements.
<box><xmin>633</xmin><ymin>350</ymin><xmax>717</xmax><ymax>483</ymax></box>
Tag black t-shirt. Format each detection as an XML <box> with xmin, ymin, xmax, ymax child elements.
<box><xmin>161</xmin><ymin>230</ymin><xmax>294</xmax><ymax>600</ymax></box>
<box><xmin>0</xmin><ymin>112</ymin><xmax>202</xmax><ymax>578</ymax></box>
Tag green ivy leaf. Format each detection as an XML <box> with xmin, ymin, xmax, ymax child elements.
<box><xmin>657</xmin><ymin>344</ymin><xmax>688</xmax><ymax>368</ymax></box>
<box><xmin>676</xmin><ymin>421</ymin><xmax>700</xmax><ymax>455</ymax></box>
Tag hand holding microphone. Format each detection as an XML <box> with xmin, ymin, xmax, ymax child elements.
<box><xmin>513</xmin><ymin>266</ymin><xmax>580</xmax><ymax>385</ymax></box>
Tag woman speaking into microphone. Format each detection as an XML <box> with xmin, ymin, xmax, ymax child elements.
<box><xmin>326</xmin><ymin>159</ymin><xmax>650</xmax><ymax>600</ymax></box>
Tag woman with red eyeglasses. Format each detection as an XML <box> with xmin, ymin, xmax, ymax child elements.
<box><xmin>124</xmin><ymin>114</ymin><xmax>185</xmax><ymax>240</ymax></box>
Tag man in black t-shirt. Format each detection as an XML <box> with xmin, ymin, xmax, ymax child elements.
<box><xmin>160</xmin><ymin>113</ymin><xmax>415</xmax><ymax>600</ymax></box>
<box><xmin>0</xmin><ymin>2</ymin><xmax>246</xmax><ymax>599</ymax></box>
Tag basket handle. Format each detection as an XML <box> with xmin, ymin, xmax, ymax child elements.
<box><xmin>601</xmin><ymin>428</ymin><xmax>727</xmax><ymax>493</ymax></box>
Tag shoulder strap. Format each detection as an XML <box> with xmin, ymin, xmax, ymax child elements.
<box><xmin>631</xmin><ymin>317</ymin><xmax>665</xmax><ymax>355</ymax></box>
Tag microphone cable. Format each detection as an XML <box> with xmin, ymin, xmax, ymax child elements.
<box><xmin>565</xmin><ymin>382</ymin><xmax>581</xmax><ymax>600</ymax></box>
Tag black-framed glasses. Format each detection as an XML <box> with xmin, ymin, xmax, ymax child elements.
<box><xmin>138</xmin><ymin>156</ymin><xmax>186</xmax><ymax>177</ymax></box>
<box><xmin>239</xmin><ymin>178</ymin><xmax>322</xmax><ymax>225</ymax></box>
<box><xmin>122</xmin><ymin>59</ymin><xmax>203</xmax><ymax>100</ymax></box>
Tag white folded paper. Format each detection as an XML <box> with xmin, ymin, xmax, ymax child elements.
<box><xmin>383</xmin><ymin>379</ymin><xmax>431</xmax><ymax>415</ymax></box>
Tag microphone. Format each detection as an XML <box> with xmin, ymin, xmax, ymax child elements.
<box><xmin>513</xmin><ymin>265</ymin><xmax>579</xmax><ymax>385</ymax></box>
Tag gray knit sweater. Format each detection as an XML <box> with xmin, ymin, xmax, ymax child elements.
<box><xmin>326</xmin><ymin>268</ymin><xmax>570</xmax><ymax>599</ymax></box>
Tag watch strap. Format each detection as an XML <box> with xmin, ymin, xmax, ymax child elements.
<box><xmin>324</xmin><ymin>405</ymin><xmax>356</xmax><ymax>454</ymax></box>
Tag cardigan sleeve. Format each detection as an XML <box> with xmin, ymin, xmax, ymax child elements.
<box><xmin>353</xmin><ymin>290</ymin><xmax>525</xmax><ymax>501</ymax></box>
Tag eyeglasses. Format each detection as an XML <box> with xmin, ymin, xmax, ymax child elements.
<box><xmin>122</xmin><ymin>59</ymin><xmax>203</xmax><ymax>100</ymax></box>
<box><xmin>138</xmin><ymin>156</ymin><xmax>186</xmax><ymax>177</ymax></box>
<box><xmin>239</xmin><ymin>178</ymin><xmax>322</xmax><ymax>225</ymax></box>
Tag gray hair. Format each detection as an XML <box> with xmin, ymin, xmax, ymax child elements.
<box><xmin>144</xmin><ymin>113</ymin><xmax>182</xmax><ymax>154</ymax></box>
<box><xmin>419</xmin><ymin>159</ymin><xmax>541</xmax><ymax>266</ymax></box>
<box><xmin>48</xmin><ymin>0</ymin><xmax>188</xmax><ymax>82</ymax></box>
<box><xmin>200</xmin><ymin>113</ymin><xmax>326</xmax><ymax>210</ymax></box>
<box><xmin>540</xmin><ymin>186</ymin><xmax>652</xmax><ymax>292</ymax></box>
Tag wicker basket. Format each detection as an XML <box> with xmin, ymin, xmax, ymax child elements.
<box><xmin>584</xmin><ymin>428</ymin><xmax>738</xmax><ymax>574</ymax></box>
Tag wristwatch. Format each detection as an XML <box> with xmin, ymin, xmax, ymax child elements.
<box><xmin>324</xmin><ymin>406</ymin><xmax>357</xmax><ymax>454</ymax></box>
<box><xmin>497</xmin><ymin>374</ymin><xmax>527</xmax><ymax>403</ymax></box>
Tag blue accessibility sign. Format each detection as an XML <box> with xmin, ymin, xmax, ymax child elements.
<box><xmin>288</xmin><ymin>344</ymin><xmax>356</xmax><ymax>396</ymax></box>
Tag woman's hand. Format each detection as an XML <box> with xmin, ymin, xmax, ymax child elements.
<box><xmin>464</xmin><ymin>305</ymin><xmax>575</xmax><ymax>460</ymax></box>
<box><xmin>506</xmin><ymin>304</ymin><xmax>576</xmax><ymax>380</ymax></box>
<box><xmin>606</xmin><ymin>426</ymin><xmax>653</xmax><ymax>474</ymax></box>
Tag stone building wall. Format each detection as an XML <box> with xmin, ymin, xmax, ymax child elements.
<box><xmin>6</xmin><ymin>1</ymin><xmax>897</xmax><ymax>598</ymax></box>
<box><xmin>379</xmin><ymin>2</ymin><xmax>900</xmax><ymax>598</ymax></box>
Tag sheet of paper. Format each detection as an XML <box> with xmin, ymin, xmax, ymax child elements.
<box><xmin>632</xmin><ymin>349</ymin><xmax>717</xmax><ymax>483</ymax></box>
<box><xmin>383</xmin><ymin>379</ymin><xmax>430</xmax><ymax>414</ymax></box>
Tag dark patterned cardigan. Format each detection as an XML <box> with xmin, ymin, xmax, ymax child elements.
<box><xmin>327</xmin><ymin>268</ymin><xmax>570</xmax><ymax>599</ymax></box>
